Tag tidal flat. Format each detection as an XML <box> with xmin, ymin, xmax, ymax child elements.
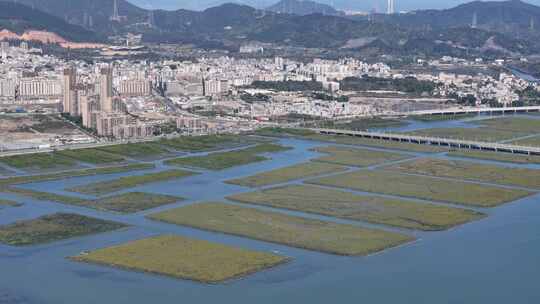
<box><xmin>385</xmin><ymin>158</ymin><xmax>540</xmax><ymax>189</ymax></box>
<box><xmin>406</xmin><ymin>127</ymin><xmax>524</xmax><ymax>142</ymax></box>
<box><xmin>312</xmin><ymin>146</ymin><xmax>409</xmax><ymax>167</ymax></box>
<box><xmin>56</xmin><ymin>148</ymin><xmax>127</xmax><ymax>164</ymax></box>
<box><xmin>88</xmin><ymin>192</ymin><xmax>184</xmax><ymax>214</ymax></box>
<box><xmin>3</xmin><ymin>188</ymin><xmax>182</xmax><ymax>214</ymax></box>
<box><xmin>0</xmin><ymin>152</ymin><xmax>77</xmax><ymax>171</ymax></box>
<box><xmin>226</xmin><ymin>162</ymin><xmax>347</xmax><ymax>188</ymax></box>
<box><xmin>511</xmin><ymin>135</ymin><xmax>540</xmax><ymax>147</ymax></box>
<box><xmin>308</xmin><ymin>170</ymin><xmax>533</xmax><ymax>207</ymax></box>
<box><xmin>447</xmin><ymin>150</ymin><xmax>540</xmax><ymax>164</ymax></box>
<box><xmin>159</xmin><ymin>134</ymin><xmax>263</xmax><ymax>152</ymax></box>
<box><xmin>71</xmin><ymin>235</ymin><xmax>288</xmax><ymax>284</ymax></box>
<box><xmin>474</xmin><ymin>117</ymin><xmax>540</xmax><ymax>134</ymax></box>
<box><xmin>0</xmin><ymin>213</ymin><xmax>127</xmax><ymax>246</ymax></box>
<box><xmin>95</xmin><ymin>142</ymin><xmax>170</xmax><ymax>159</ymax></box>
<box><xmin>0</xmin><ymin>163</ymin><xmax>154</xmax><ymax>188</ymax></box>
<box><xmin>148</xmin><ymin>202</ymin><xmax>414</xmax><ymax>256</ymax></box>
<box><xmin>68</xmin><ymin>169</ymin><xmax>196</xmax><ymax>195</ymax></box>
<box><xmin>227</xmin><ymin>185</ymin><xmax>486</xmax><ymax>231</ymax></box>
<box><xmin>0</xmin><ymin>199</ymin><xmax>21</xmax><ymax>208</ymax></box>
<box><xmin>165</xmin><ymin>143</ymin><xmax>291</xmax><ymax>170</ymax></box>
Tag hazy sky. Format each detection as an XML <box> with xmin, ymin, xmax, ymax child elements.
<box><xmin>129</xmin><ymin>0</ymin><xmax>540</xmax><ymax>11</ymax></box>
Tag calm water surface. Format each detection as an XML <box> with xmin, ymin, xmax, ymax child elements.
<box><xmin>1</xmin><ymin>117</ymin><xmax>539</xmax><ymax>304</ymax></box>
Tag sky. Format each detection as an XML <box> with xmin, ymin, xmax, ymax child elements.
<box><xmin>129</xmin><ymin>0</ymin><xmax>540</xmax><ymax>12</ymax></box>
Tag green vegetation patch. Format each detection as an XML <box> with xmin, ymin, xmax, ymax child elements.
<box><xmin>410</xmin><ymin>113</ymin><xmax>477</xmax><ymax>122</ymax></box>
<box><xmin>511</xmin><ymin>135</ymin><xmax>540</xmax><ymax>147</ymax></box>
<box><xmin>313</xmin><ymin>146</ymin><xmax>408</xmax><ymax>167</ymax></box>
<box><xmin>89</xmin><ymin>192</ymin><xmax>184</xmax><ymax>214</ymax></box>
<box><xmin>0</xmin><ymin>213</ymin><xmax>127</xmax><ymax>246</ymax></box>
<box><xmin>307</xmin><ymin>117</ymin><xmax>408</xmax><ymax>130</ymax></box>
<box><xmin>386</xmin><ymin>158</ymin><xmax>540</xmax><ymax>189</ymax></box>
<box><xmin>68</xmin><ymin>169</ymin><xmax>196</xmax><ymax>195</ymax></box>
<box><xmin>228</xmin><ymin>185</ymin><xmax>485</xmax><ymax>231</ymax></box>
<box><xmin>4</xmin><ymin>187</ymin><xmax>88</xmax><ymax>205</ymax></box>
<box><xmin>159</xmin><ymin>134</ymin><xmax>257</xmax><ymax>152</ymax></box>
<box><xmin>165</xmin><ymin>144</ymin><xmax>291</xmax><ymax>170</ymax></box>
<box><xmin>0</xmin><ymin>153</ymin><xmax>76</xmax><ymax>170</ymax></box>
<box><xmin>407</xmin><ymin>127</ymin><xmax>525</xmax><ymax>142</ymax></box>
<box><xmin>0</xmin><ymin>163</ymin><xmax>154</xmax><ymax>188</ymax></box>
<box><xmin>339</xmin><ymin>76</ymin><xmax>438</xmax><ymax>96</ymax></box>
<box><xmin>56</xmin><ymin>148</ymin><xmax>126</xmax><ymax>164</ymax></box>
<box><xmin>5</xmin><ymin>187</ymin><xmax>181</xmax><ymax>214</ymax></box>
<box><xmin>248</xmin><ymin>80</ymin><xmax>323</xmax><ymax>92</ymax></box>
<box><xmin>71</xmin><ymin>235</ymin><xmax>288</xmax><ymax>284</ymax></box>
<box><xmin>148</xmin><ymin>202</ymin><xmax>414</xmax><ymax>256</ymax></box>
<box><xmin>96</xmin><ymin>142</ymin><xmax>170</xmax><ymax>159</ymax></box>
<box><xmin>0</xmin><ymin>199</ymin><xmax>22</xmax><ymax>208</ymax></box>
<box><xmin>308</xmin><ymin>170</ymin><xmax>533</xmax><ymax>207</ymax></box>
<box><xmin>475</xmin><ymin>117</ymin><xmax>540</xmax><ymax>134</ymax></box>
<box><xmin>226</xmin><ymin>162</ymin><xmax>347</xmax><ymax>188</ymax></box>
<box><xmin>448</xmin><ymin>150</ymin><xmax>540</xmax><ymax>164</ymax></box>
<box><xmin>254</xmin><ymin>127</ymin><xmax>317</xmax><ymax>138</ymax></box>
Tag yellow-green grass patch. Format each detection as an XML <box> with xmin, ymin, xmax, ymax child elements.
<box><xmin>511</xmin><ymin>135</ymin><xmax>540</xmax><ymax>147</ymax></box>
<box><xmin>68</xmin><ymin>169</ymin><xmax>196</xmax><ymax>195</ymax></box>
<box><xmin>410</xmin><ymin>113</ymin><xmax>477</xmax><ymax>122</ymax></box>
<box><xmin>96</xmin><ymin>142</ymin><xmax>170</xmax><ymax>159</ymax></box>
<box><xmin>165</xmin><ymin>144</ymin><xmax>291</xmax><ymax>170</ymax></box>
<box><xmin>385</xmin><ymin>158</ymin><xmax>540</xmax><ymax>189</ymax></box>
<box><xmin>308</xmin><ymin>170</ymin><xmax>533</xmax><ymax>207</ymax></box>
<box><xmin>312</xmin><ymin>146</ymin><xmax>409</xmax><ymax>167</ymax></box>
<box><xmin>159</xmin><ymin>134</ymin><xmax>260</xmax><ymax>152</ymax></box>
<box><xmin>448</xmin><ymin>150</ymin><xmax>540</xmax><ymax>164</ymax></box>
<box><xmin>4</xmin><ymin>187</ymin><xmax>89</xmax><ymax>205</ymax></box>
<box><xmin>308</xmin><ymin>117</ymin><xmax>408</xmax><ymax>130</ymax></box>
<box><xmin>71</xmin><ymin>235</ymin><xmax>288</xmax><ymax>284</ymax></box>
<box><xmin>88</xmin><ymin>192</ymin><xmax>184</xmax><ymax>213</ymax></box>
<box><xmin>56</xmin><ymin>148</ymin><xmax>126</xmax><ymax>164</ymax></box>
<box><xmin>0</xmin><ymin>163</ymin><xmax>154</xmax><ymax>188</ymax></box>
<box><xmin>4</xmin><ymin>187</ymin><xmax>182</xmax><ymax>214</ymax></box>
<box><xmin>0</xmin><ymin>213</ymin><xmax>127</xmax><ymax>246</ymax></box>
<box><xmin>475</xmin><ymin>117</ymin><xmax>540</xmax><ymax>134</ymax></box>
<box><xmin>226</xmin><ymin>162</ymin><xmax>347</xmax><ymax>188</ymax></box>
<box><xmin>0</xmin><ymin>153</ymin><xmax>76</xmax><ymax>171</ymax></box>
<box><xmin>148</xmin><ymin>202</ymin><xmax>414</xmax><ymax>256</ymax></box>
<box><xmin>227</xmin><ymin>185</ymin><xmax>485</xmax><ymax>231</ymax></box>
<box><xmin>406</xmin><ymin>127</ymin><xmax>524</xmax><ymax>142</ymax></box>
<box><xmin>0</xmin><ymin>199</ymin><xmax>21</xmax><ymax>208</ymax></box>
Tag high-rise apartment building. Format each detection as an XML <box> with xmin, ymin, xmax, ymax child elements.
<box><xmin>99</xmin><ymin>67</ymin><xmax>114</xmax><ymax>112</ymax></box>
<box><xmin>387</xmin><ymin>0</ymin><xmax>395</xmax><ymax>14</ymax></box>
<box><xmin>62</xmin><ymin>67</ymin><xmax>77</xmax><ymax>115</ymax></box>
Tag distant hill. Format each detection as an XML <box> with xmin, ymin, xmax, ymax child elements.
<box><xmin>2</xmin><ymin>0</ymin><xmax>540</xmax><ymax>58</ymax></box>
<box><xmin>266</xmin><ymin>0</ymin><xmax>343</xmax><ymax>16</ymax></box>
<box><xmin>0</xmin><ymin>1</ymin><xmax>102</xmax><ymax>42</ymax></box>
<box><xmin>386</xmin><ymin>0</ymin><xmax>540</xmax><ymax>35</ymax></box>
<box><xmin>11</xmin><ymin>0</ymin><xmax>147</xmax><ymax>33</ymax></box>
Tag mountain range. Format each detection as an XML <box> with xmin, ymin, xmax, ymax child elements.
<box><xmin>1</xmin><ymin>0</ymin><xmax>540</xmax><ymax>58</ymax></box>
<box><xmin>0</xmin><ymin>1</ymin><xmax>101</xmax><ymax>42</ymax></box>
<box><xmin>267</xmin><ymin>0</ymin><xmax>343</xmax><ymax>16</ymax></box>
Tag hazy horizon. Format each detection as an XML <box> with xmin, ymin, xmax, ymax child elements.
<box><xmin>128</xmin><ymin>0</ymin><xmax>540</xmax><ymax>12</ymax></box>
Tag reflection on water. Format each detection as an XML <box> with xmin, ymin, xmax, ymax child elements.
<box><xmin>1</xmin><ymin>116</ymin><xmax>539</xmax><ymax>303</ymax></box>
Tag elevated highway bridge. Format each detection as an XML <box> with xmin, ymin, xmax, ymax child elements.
<box><xmin>309</xmin><ymin>128</ymin><xmax>540</xmax><ymax>156</ymax></box>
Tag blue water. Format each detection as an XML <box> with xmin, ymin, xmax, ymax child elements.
<box><xmin>1</xmin><ymin>117</ymin><xmax>539</xmax><ymax>304</ymax></box>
